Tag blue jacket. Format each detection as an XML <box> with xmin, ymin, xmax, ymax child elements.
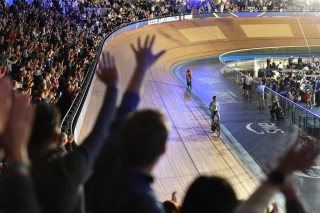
<box><xmin>90</xmin><ymin>91</ymin><xmax>164</xmax><ymax>213</ymax></box>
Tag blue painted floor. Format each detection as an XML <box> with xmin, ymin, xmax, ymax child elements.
<box><xmin>177</xmin><ymin>58</ymin><xmax>320</xmax><ymax>212</ymax></box>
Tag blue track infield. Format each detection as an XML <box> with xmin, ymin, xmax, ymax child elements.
<box><xmin>173</xmin><ymin>57</ymin><xmax>320</xmax><ymax>212</ymax></box>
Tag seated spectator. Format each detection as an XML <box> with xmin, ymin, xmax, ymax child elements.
<box><xmin>0</xmin><ymin>47</ymin><xmax>11</xmax><ymax>67</ymax></box>
<box><xmin>278</xmin><ymin>62</ymin><xmax>284</xmax><ymax>70</ymax></box>
<box><xmin>270</xmin><ymin>98</ymin><xmax>283</xmax><ymax>121</ymax></box>
<box><xmin>55</xmin><ymin>132</ymin><xmax>68</xmax><ymax>157</ymax></box>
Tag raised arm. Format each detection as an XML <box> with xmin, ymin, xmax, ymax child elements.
<box><xmin>62</xmin><ymin>51</ymin><xmax>119</xmax><ymax>180</ymax></box>
<box><xmin>89</xmin><ymin>36</ymin><xmax>166</xmax><ymax>213</ymax></box>
<box><xmin>281</xmin><ymin>176</ymin><xmax>307</xmax><ymax>213</ymax></box>
<box><xmin>128</xmin><ymin>35</ymin><xmax>165</xmax><ymax>94</ymax></box>
<box><xmin>0</xmin><ymin>78</ymin><xmax>39</xmax><ymax>213</ymax></box>
<box><xmin>234</xmin><ymin>137</ymin><xmax>320</xmax><ymax>213</ymax></box>
<box><xmin>110</xmin><ymin>35</ymin><xmax>166</xmax><ymax>132</ymax></box>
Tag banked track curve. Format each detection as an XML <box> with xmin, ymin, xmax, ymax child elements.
<box><xmin>78</xmin><ymin>17</ymin><xmax>320</xmax><ymax>202</ymax></box>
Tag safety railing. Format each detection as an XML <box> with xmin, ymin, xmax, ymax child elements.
<box><xmin>61</xmin><ymin>14</ymin><xmax>320</xmax><ymax>141</ymax></box>
<box><xmin>219</xmin><ymin>46</ymin><xmax>320</xmax><ymax>137</ymax></box>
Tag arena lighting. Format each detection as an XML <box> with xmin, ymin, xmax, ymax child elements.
<box><xmin>219</xmin><ymin>46</ymin><xmax>320</xmax><ymax>119</ymax></box>
<box><xmin>187</xmin><ymin>0</ymin><xmax>204</xmax><ymax>3</ymax></box>
<box><xmin>5</xmin><ymin>0</ymin><xmax>13</xmax><ymax>6</ymax></box>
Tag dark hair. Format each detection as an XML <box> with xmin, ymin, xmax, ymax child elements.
<box><xmin>29</xmin><ymin>104</ymin><xmax>61</xmax><ymax>150</ymax></box>
<box><xmin>122</xmin><ymin>110</ymin><xmax>168</xmax><ymax>168</ymax></box>
<box><xmin>212</xmin><ymin>96</ymin><xmax>216</xmax><ymax>99</ymax></box>
<box><xmin>180</xmin><ymin>176</ymin><xmax>238</xmax><ymax>213</ymax></box>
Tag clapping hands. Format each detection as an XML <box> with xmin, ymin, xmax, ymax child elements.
<box><xmin>277</xmin><ymin>136</ymin><xmax>320</xmax><ymax>174</ymax></box>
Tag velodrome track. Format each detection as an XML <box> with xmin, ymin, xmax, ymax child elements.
<box><xmin>78</xmin><ymin>17</ymin><xmax>320</xmax><ymax>203</ymax></box>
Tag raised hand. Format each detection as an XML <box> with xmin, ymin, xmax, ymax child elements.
<box><xmin>0</xmin><ymin>92</ymin><xmax>35</xmax><ymax>163</ymax></box>
<box><xmin>127</xmin><ymin>36</ymin><xmax>166</xmax><ymax>94</ymax></box>
<box><xmin>277</xmin><ymin>137</ymin><xmax>320</xmax><ymax>173</ymax></box>
<box><xmin>68</xmin><ymin>134</ymin><xmax>75</xmax><ymax>143</ymax></box>
<box><xmin>130</xmin><ymin>35</ymin><xmax>166</xmax><ymax>70</ymax></box>
<box><xmin>97</xmin><ymin>51</ymin><xmax>118</xmax><ymax>87</ymax></box>
<box><xmin>0</xmin><ymin>78</ymin><xmax>12</xmax><ymax>134</ymax></box>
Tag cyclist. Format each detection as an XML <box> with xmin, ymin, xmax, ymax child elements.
<box><xmin>209</xmin><ymin>96</ymin><xmax>220</xmax><ymax>130</ymax></box>
<box><xmin>186</xmin><ymin>69</ymin><xmax>192</xmax><ymax>88</ymax></box>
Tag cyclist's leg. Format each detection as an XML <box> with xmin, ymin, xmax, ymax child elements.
<box><xmin>216</xmin><ymin>123</ymin><xmax>220</xmax><ymax>137</ymax></box>
<box><xmin>211</xmin><ymin>113</ymin><xmax>215</xmax><ymax>126</ymax></box>
<box><xmin>216</xmin><ymin>111</ymin><xmax>220</xmax><ymax>123</ymax></box>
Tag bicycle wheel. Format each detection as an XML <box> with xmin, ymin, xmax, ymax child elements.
<box><xmin>216</xmin><ymin>123</ymin><xmax>220</xmax><ymax>137</ymax></box>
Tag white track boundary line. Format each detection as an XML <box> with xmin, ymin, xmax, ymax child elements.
<box><xmin>297</xmin><ymin>17</ymin><xmax>311</xmax><ymax>52</ymax></box>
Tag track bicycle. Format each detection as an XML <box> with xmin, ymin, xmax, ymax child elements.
<box><xmin>211</xmin><ymin>120</ymin><xmax>220</xmax><ymax>137</ymax></box>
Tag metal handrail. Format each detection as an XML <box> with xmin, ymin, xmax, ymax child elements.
<box><xmin>219</xmin><ymin>46</ymin><xmax>320</xmax><ymax>119</ymax></box>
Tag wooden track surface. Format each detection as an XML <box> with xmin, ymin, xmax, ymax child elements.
<box><xmin>78</xmin><ymin>17</ymin><xmax>320</xmax><ymax>203</ymax></box>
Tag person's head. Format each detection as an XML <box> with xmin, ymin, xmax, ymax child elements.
<box><xmin>212</xmin><ymin>96</ymin><xmax>216</xmax><ymax>102</ymax></box>
<box><xmin>121</xmin><ymin>110</ymin><xmax>168</xmax><ymax>169</ymax></box>
<box><xmin>12</xmin><ymin>80</ymin><xmax>19</xmax><ymax>90</ymax></box>
<box><xmin>40</xmin><ymin>90</ymin><xmax>49</xmax><ymax>99</ymax></box>
<box><xmin>59</xmin><ymin>132</ymin><xmax>68</xmax><ymax>146</ymax></box>
<box><xmin>180</xmin><ymin>176</ymin><xmax>238</xmax><ymax>213</ymax></box>
<box><xmin>273</xmin><ymin>97</ymin><xmax>278</xmax><ymax>102</ymax></box>
<box><xmin>29</xmin><ymin>104</ymin><xmax>61</xmax><ymax>152</ymax></box>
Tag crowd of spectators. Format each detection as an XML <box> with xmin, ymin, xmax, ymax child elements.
<box><xmin>84</xmin><ymin>0</ymin><xmax>316</xmax><ymax>17</ymax></box>
<box><xmin>0</xmin><ymin>0</ymin><xmax>105</xmax><ymax>117</ymax></box>
<box><xmin>0</xmin><ymin>0</ymin><xmax>176</xmax><ymax>120</ymax></box>
<box><xmin>1</xmin><ymin>33</ymin><xmax>319</xmax><ymax>213</ymax></box>
<box><xmin>1</xmin><ymin>0</ymin><xmax>320</xmax><ymax>213</ymax></box>
<box><xmin>258</xmin><ymin>56</ymin><xmax>320</xmax><ymax>110</ymax></box>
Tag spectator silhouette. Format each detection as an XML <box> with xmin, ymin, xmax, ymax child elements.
<box><xmin>89</xmin><ymin>35</ymin><xmax>167</xmax><ymax>213</ymax></box>
<box><xmin>181</xmin><ymin>136</ymin><xmax>319</xmax><ymax>213</ymax></box>
<box><xmin>180</xmin><ymin>176</ymin><xmax>237</xmax><ymax>213</ymax></box>
<box><xmin>27</xmin><ymin>50</ymin><xmax>119</xmax><ymax>213</ymax></box>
